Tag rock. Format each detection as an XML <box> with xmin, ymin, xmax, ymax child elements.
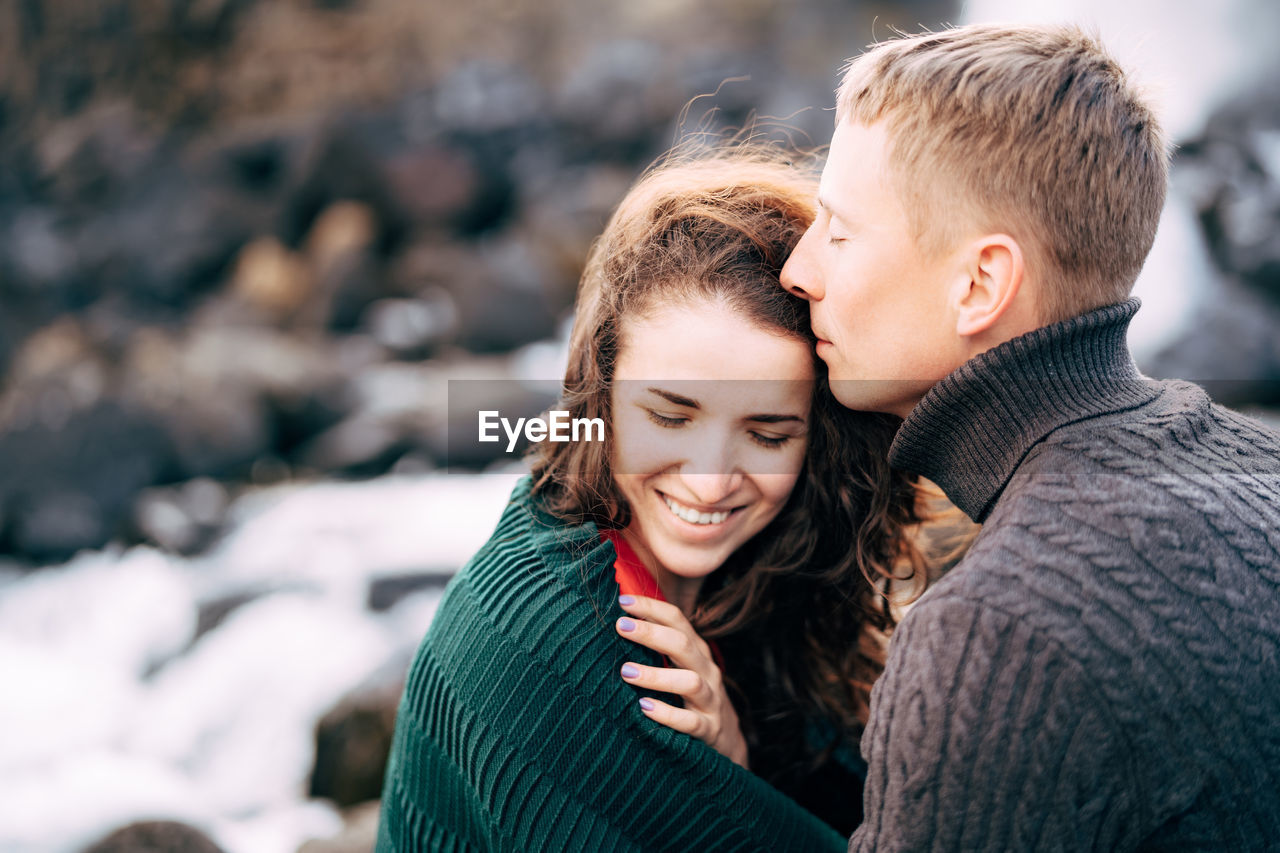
<box><xmin>7</xmin><ymin>490</ymin><xmax>111</xmax><ymax>562</ymax></box>
<box><xmin>436</xmin><ymin>233</ymin><xmax>561</xmax><ymax>354</ymax></box>
<box><xmin>0</xmin><ymin>316</ymin><xmax>109</xmax><ymax>432</ymax></box>
<box><xmin>361</xmin><ymin>294</ymin><xmax>457</xmax><ymax>359</ymax></box>
<box><xmin>1145</xmin><ymin>275</ymin><xmax>1280</xmax><ymax>406</ymax></box>
<box><xmin>0</xmin><ymin>401</ymin><xmax>176</xmax><ymax>562</ymax></box>
<box><xmin>167</xmin><ymin>0</ymin><xmax>255</xmax><ymax>42</ymax></box>
<box><xmin>132</xmin><ymin>478</ymin><xmax>230</xmax><ymax>555</ymax></box>
<box><xmin>292</xmin><ymin>415</ymin><xmax>410</xmax><ymax>478</ymax></box>
<box><xmin>32</xmin><ymin>102</ymin><xmax>163</xmax><ymax>209</ymax></box>
<box><xmin>289</xmin><ymin>361</ymin><xmax>440</xmax><ymax>474</ymax></box>
<box><xmin>310</xmin><ymin>248</ymin><xmax>386</xmax><ymax>334</ymax></box>
<box><xmin>511</xmin><ymin>162</ymin><xmax>633</xmax><ymax>303</ymax></box>
<box><xmin>230</xmin><ymin>236</ymin><xmax>314</xmax><ymax>323</ymax></box>
<box><xmin>81</xmin><ymin>819</ymin><xmax>225</xmax><ymax>853</ymax></box>
<box><xmin>0</xmin><ymin>291</ymin><xmax>33</xmax><ymax>384</ymax></box>
<box><xmin>308</xmin><ymin>652</ymin><xmax>411</xmax><ymax>808</ymax></box>
<box><xmin>250</xmin><ymin>454</ymin><xmax>295</xmax><ymax>486</ymax></box>
<box><xmin>1147</xmin><ymin>75</ymin><xmax>1280</xmax><ymax>405</ymax></box>
<box><xmin>305</xmin><ymin>201</ymin><xmax>378</xmax><ymax>274</ymax></box>
<box><xmin>282</xmin><ymin>201</ymin><xmax>390</xmax><ymax>333</ymax></box>
<box><xmin>296</xmin><ymin>800</ymin><xmax>381</xmax><ymax>853</ymax></box>
<box><xmin>216</xmin><ymin>129</ymin><xmax>299</xmax><ymax>197</ymax></box>
<box><xmin>433</xmin><ymin>60</ymin><xmax>547</xmax><ymax>135</ymax></box>
<box><xmin>554</xmin><ymin>39</ymin><xmax>674</xmax><ymax>162</ymax></box>
<box><xmin>451</xmin><ymin>281</ymin><xmax>559</xmax><ymax>354</ymax></box>
<box><xmin>4</xmin><ymin>207</ymin><xmax>80</xmax><ymax>297</ymax></box>
<box><xmin>282</xmin><ymin>120</ymin><xmax>407</xmax><ymax>251</ymax></box>
<box><xmin>366</xmin><ymin>571</ymin><xmax>453</xmax><ymax>612</ymax></box>
<box><xmin>121</xmin><ymin>324</ymin><xmax>352</xmax><ymax>480</ymax></box>
<box><xmin>76</xmin><ymin>168</ymin><xmax>275</xmax><ymax>309</ymax></box>
<box><xmin>381</xmin><ymin>144</ymin><xmax>482</xmax><ymax>227</ymax></box>
<box><xmin>192</xmin><ymin>588</ymin><xmax>272</xmax><ymax>645</ymax></box>
<box><xmin>1177</xmin><ymin>81</ymin><xmax>1280</xmax><ymax>305</ymax></box>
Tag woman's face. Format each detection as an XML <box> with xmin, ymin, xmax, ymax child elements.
<box><xmin>610</xmin><ymin>297</ymin><xmax>814</xmax><ymax>601</ymax></box>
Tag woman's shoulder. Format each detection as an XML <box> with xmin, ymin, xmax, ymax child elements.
<box><xmin>457</xmin><ymin>475</ymin><xmax>617</xmax><ymax>602</ymax></box>
<box><xmin>425</xmin><ymin>475</ymin><xmax>624</xmax><ymax>665</ymax></box>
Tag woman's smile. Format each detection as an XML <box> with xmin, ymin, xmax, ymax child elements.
<box><xmin>656</xmin><ymin>489</ymin><xmax>746</xmax><ymax>540</ymax></box>
<box><xmin>660</xmin><ymin>491</ymin><xmax>739</xmax><ymax>525</ymax></box>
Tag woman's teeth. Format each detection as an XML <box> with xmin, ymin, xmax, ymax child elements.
<box><xmin>662</xmin><ymin>495</ymin><xmax>730</xmax><ymax>525</ymax></box>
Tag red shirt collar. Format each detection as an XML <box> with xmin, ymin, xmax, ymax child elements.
<box><xmin>601</xmin><ymin>529</ymin><xmax>725</xmax><ymax>670</ymax></box>
<box><xmin>601</xmin><ymin>529</ymin><xmax>665</xmax><ymax>601</ymax></box>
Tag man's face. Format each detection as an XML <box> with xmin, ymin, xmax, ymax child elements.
<box><xmin>781</xmin><ymin>120</ymin><xmax>965</xmax><ymax>417</ymax></box>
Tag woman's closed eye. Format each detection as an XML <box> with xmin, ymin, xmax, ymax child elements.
<box><xmin>748</xmin><ymin>431</ymin><xmax>792</xmax><ymax>450</ymax></box>
<box><xmin>645</xmin><ymin>409</ymin><xmax>688</xmax><ymax>428</ymax></box>
<box><xmin>645</xmin><ymin>408</ymin><xmax>799</xmax><ymax>449</ymax></box>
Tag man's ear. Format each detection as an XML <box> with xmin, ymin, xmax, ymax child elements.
<box><xmin>952</xmin><ymin>235</ymin><xmax>1025</xmax><ymax>338</ymax></box>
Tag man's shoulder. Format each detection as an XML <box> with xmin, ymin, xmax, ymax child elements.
<box><xmin>932</xmin><ymin>378</ymin><xmax>1280</xmax><ymax>699</ymax></box>
<box><xmin>990</xmin><ymin>381</ymin><xmax>1280</xmax><ymax>538</ymax></box>
<box><xmin>1029</xmin><ymin>379</ymin><xmax>1280</xmax><ymax>476</ymax></box>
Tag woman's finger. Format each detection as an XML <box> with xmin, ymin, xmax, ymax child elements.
<box><xmin>618</xmin><ymin>595</ymin><xmax>714</xmax><ymax>658</ymax></box>
<box><xmin>620</xmin><ymin>661</ymin><xmax>705</xmax><ymax>700</ymax></box>
<box><xmin>636</xmin><ymin>696</ymin><xmax>706</xmax><ymax>739</ymax></box>
<box><xmin>616</xmin><ymin>616</ymin><xmax>704</xmax><ymax>671</ymax></box>
<box><xmin>618</xmin><ymin>594</ymin><xmax>689</xmax><ymax>630</ymax></box>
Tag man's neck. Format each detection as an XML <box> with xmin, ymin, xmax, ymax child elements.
<box><xmin>887</xmin><ymin>298</ymin><xmax>1157</xmax><ymax>522</ymax></box>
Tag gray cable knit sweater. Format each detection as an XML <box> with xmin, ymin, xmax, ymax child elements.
<box><xmin>851</xmin><ymin>299</ymin><xmax>1280</xmax><ymax>852</ymax></box>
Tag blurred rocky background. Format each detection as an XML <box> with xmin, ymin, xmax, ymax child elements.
<box><xmin>1</xmin><ymin>0</ymin><xmax>1278</xmax><ymax>851</ymax></box>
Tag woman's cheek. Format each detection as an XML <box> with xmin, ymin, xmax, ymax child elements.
<box><xmin>752</xmin><ymin>471</ymin><xmax>804</xmax><ymax>509</ymax></box>
<box><xmin>611</xmin><ymin>408</ymin><xmax>669</xmax><ymax>476</ymax></box>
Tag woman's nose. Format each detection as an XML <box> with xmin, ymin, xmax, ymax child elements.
<box><xmin>680</xmin><ymin>472</ymin><xmax>744</xmax><ymax>507</ymax></box>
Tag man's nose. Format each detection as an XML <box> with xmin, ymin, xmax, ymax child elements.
<box><xmin>780</xmin><ymin>226</ymin><xmax>824</xmax><ymax>301</ymax></box>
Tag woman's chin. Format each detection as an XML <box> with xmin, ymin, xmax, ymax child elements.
<box><xmin>644</xmin><ymin>534</ymin><xmax>738</xmax><ymax>582</ymax></box>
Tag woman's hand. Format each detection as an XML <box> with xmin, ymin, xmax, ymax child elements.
<box><xmin>615</xmin><ymin>595</ymin><xmax>749</xmax><ymax>769</ymax></box>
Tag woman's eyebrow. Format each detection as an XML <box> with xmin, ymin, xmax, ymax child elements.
<box><xmin>746</xmin><ymin>413</ymin><xmax>806</xmax><ymax>424</ymax></box>
<box><xmin>646</xmin><ymin>387</ymin><xmax>700</xmax><ymax>409</ymax></box>
<box><xmin>645</xmin><ymin>388</ymin><xmax>806</xmax><ymax>424</ymax></box>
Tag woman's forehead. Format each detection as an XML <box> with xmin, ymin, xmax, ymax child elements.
<box><xmin>614</xmin><ymin>299</ymin><xmax>815</xmax><ymax>385</ymax></box>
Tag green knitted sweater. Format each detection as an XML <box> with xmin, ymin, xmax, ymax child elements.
<box><xmin>376</xmin><ymin>477</ymin><xmax>844</xmax><ymax>852</ymax></box>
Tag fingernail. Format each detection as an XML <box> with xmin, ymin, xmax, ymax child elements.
<box><xmin>618</xmin><ymin>617</ymin><xmax>637</xmax><ymax>632</ymax></box>
<box><xmin>621</xmin><ymin>663</ymin><xmax>640</xmax><ymax>679</ymax></box>
<box><xmin>618</xmin><ymin>594</ymin><xmax>636</xmax><ymax>606</ymax></box>
<box><xmin>639</xmin><ymin>698</ymin><xmax>655</xmax><ymax>711</ymax></box>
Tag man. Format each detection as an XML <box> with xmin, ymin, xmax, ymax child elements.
<box><xmin>782</xmin><ymin>23</ymin><xmax>1280</xmax><ymax>851</ymax></box>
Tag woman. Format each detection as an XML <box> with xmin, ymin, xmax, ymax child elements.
<box><xmin>376</xmin><ymin>147</ymin><xmax>926</xmax><ymax>852</ymax></box>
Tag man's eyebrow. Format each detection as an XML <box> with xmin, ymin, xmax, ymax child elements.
<box><xmin>817</xmin><ymin>194</ymin><xmax>854</xmax><ymax>227</ymax></box>
<box><xmin>646</xmin><ymin>387</ymin><xmax>700</xmax><ymax>409</ymax></box>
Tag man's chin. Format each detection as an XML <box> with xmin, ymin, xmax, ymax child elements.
<box><xmin>828</xmin><ymin>378</ymin><xmax>922</xmax><ymax>417</ymax></box>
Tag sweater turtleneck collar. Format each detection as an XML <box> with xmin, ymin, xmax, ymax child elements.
<box><xmin>888</xmin><ymin>298</ymin><xmax>1160</xmax><ymax>523</ymax></box>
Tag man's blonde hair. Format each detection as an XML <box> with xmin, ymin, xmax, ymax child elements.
<box><xmin>836</xmin><ymin>24</ymin><xmax>1170</xmax><ymax>324</ymax></box>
